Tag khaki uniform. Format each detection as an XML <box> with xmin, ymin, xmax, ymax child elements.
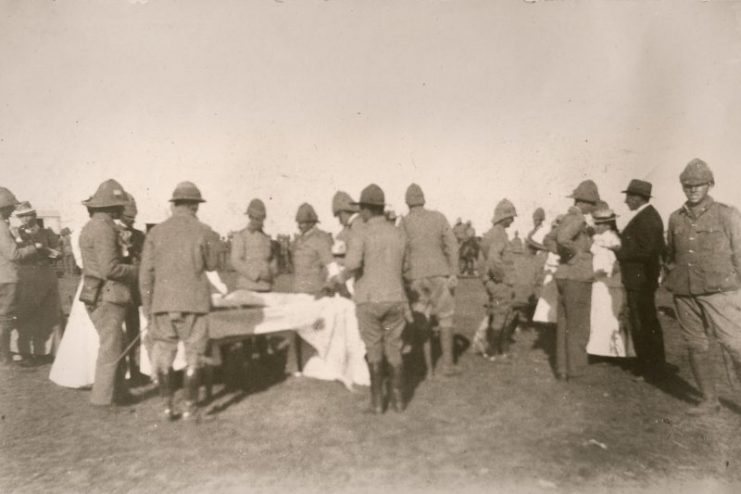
<box><xmin>139</xmin><ymin>210</ymin><xmax>221</xmax><ymax>373</ymax></box>
<box><xmin>400</xmin><ymin>208</ymin><xmax>458</xmax><ymax>329</ymax></box>
<box><xmin>665</xmin><ymin>197</ymin><xmax>741</xmax><ymax>360</ymax></box>
<box><xmin>291</xmin><ymin>227</ymin><xmax>334</xmax><ymax>295</ymax></box>
<box><xmin>553</xmin><ymin>206</ymin><xmax>594</xmax><ymax>378</ymax></box>
<box><xmin>79</xmin><ymin>213</ymin><xmax>138</xmax><ymax>405</ymax></box>
<box><xmin>231</xmin><ymin>227</ymin><xmax>275</xmax><ymax>292</ymax></box>
<box><xmin>15</xmin><ymin>223</ymin><xmax>62</xmax><ymax>356</ymax></box>
<box><xmin>473</xmin><ymin>224</ymin><xmax>516</xmax><ymax>356</ymax></box>
<box><xmin>345</xmin><ymin>216</ymin><xmax>409</xmax><ymax>366</ymax></box>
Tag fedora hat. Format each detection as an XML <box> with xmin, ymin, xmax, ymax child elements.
<box><xmin>622</xmin><ymin>179</ymin><xmax>652</xmax><ymax>198</ymax></box>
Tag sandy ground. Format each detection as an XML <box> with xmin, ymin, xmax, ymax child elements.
<box><xmin>1</xmin><ymin>275</ymin><xmax>740</xmax><ymax>494</ymax></box>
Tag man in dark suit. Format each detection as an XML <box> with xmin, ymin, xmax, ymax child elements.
<box><xmin>617</xmin><ymin>179</ymin><xmax>668</xmax><ymax>379</ymax></box>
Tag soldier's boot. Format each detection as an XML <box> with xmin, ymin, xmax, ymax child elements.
<box><xmin>439</xmin><ymin>326</ymin><xmax>461</xmax><ymax>376</ymax></box>
<box><xmin>368</xmin><ymin>362</ymin><xmax>385</xmax><ymax>415</ymax></box>
<box><xmin>388</xmin><ymin>364</ymin><xmax>406</xmax><ymax>413</ymax></box>
<box><xmin>182</xmin><ymin>367</ymin><xmax>201</xmax><ymax>422</ymax></box>
<box><xmin>0</xmin><ymin>322</ymin><xmax>13</xmax><ymax>366</ymax></box>
<box><xmin>423</xmin><ymin>340</ymin><xmax>434</xmax><ymax>380</ymax></box>
<box><xmin>687</xmin><ymin>350</ymin><xmax>721</xmax><ymax>415</ymax></box>
<box><xmin>157</xmin><ymin>368</ymin><xmax>177</xmax><ymax>421</ymax></box>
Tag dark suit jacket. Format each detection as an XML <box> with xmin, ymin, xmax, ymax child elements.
<box><xmin>617</xmin><ymin>205</ymin><xmax>664</xmax><ymax>291</ymax></box>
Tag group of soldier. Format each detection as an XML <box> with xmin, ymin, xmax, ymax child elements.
<box><xmin>2</xmin><ymin>156</ymin><xmax>741</xmax><ymax>420</ymax></box>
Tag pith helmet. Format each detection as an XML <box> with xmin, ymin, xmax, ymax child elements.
<box><xmin>533</xmin><ymin>207</ymin><xmax>545</xmax><ymax>221</ymax></box>
<box><xmin>246</xmin><ymin>198</ymin><xmax>267</xmax><ymax>219</ymax></box>
<box><xmin>622</xmin><ymin>179</ymin><xmax>652</xmax><ymax>198</ymax></box>
<box><xmin>296</xmin><ymin>203</ymin><xmax>319</xmax><ymax>223</ymax></box>
<box><xmin>680</xmin><ymin>158</ymin><xmax>714</xmax><ymax>186</ymax></box>
<box><xmin>405</xmin><ymin>183</ymin><xmax>425</xmax><ymax>207</ymax></box>
<box><xmin>14</xmin><ymin>201</ymin><xmax>36</xmax><ymax>217</ymax></box>
<box><xmin>492</xmin><ymin>199</ymin><xmax>517</xmax><ymax>224</ymax></box>
<box><xmin>568</xmin><ymin>180</ymin><xmax>601</xmax><ymax>204</ymax></box>
<box><xmin>123</xmin><ymin>192</ymin><xmax>138</xmax><ymax>218</ymax></box>
<box><xmin>0</xmin><ymin>187</ymin><xmax>20</xmax><ymax>209</ymax></box>
<box><xmin>332</xmin><ymin>191</ymin><xmax>357</xmax><ymax>216</ymax></box>
<box><xmin>82</xmin><ymin>179</ymin><xmax>128</xmax><ymax>208</ymax></box>
<box><xmin>352</xmin><ymin>184</ymin><xmax>385</xmax><ymax>207</ymax></box>
<box><xmin>169</xmin><ymin>181</ymin><xmax>205</xmax><ymax>203</ymax></box>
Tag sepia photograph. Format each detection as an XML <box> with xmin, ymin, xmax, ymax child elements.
<box><xmin>1</xmin><ymin>0</ymin><xmax>740</xmax><ymax>492</ymax></box>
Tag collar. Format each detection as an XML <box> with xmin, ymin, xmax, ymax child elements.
<box><xmin>348</xmin><ymin>213</ymin><xmax>360</xmax><ymax>227</ymax></box>
<box><xmin>367</xmin><ymin>216</ymin><xmax>386</xmax><ymax>226</ymax></box>
<box><xmin>172</xmin><ymin>209</ymin><xmax>197</xmax><ymax>219</ymax></box>
<box><xmin>300</xmin><ymin>225</ymin><xmax>317</xmax><ymax>238</ymax></box>
<box><xmin>682</xmin><ymin>195</ymin><xmax>714</xmax><ymax>219</ymax></box>
<box><xmin>91</xmin><ymin>211</ymin><xmax>115</xmax><ymax>224</ymax></box>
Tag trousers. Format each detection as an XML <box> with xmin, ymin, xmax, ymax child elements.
<box><xmin>87</xmin><ymin>301</ymin><xmax>127</xmax><ymax>405</ymax></box>
<box><xmin>556</xmin><ymin>279</ymin><xmax>592</xmax><ymax>377</ymax></box>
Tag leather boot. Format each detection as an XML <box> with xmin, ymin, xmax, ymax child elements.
<box><xmin>368</xmin><ymin>362</ymin><xmax>385</xmax><ymax>414</ymax></box>
<box><xmin>389</xmin><ymin>364</ymin><xmax>406</xmax><ymax>413</ymax></box>
<box><xmin>439</xmin><ymin>326</ymin><xmax>461</xmax><ymax>376</ymax></box>
<box><xmin>0</xmin><ymin>322</ymin><xmax>12</xmax><ymax>366</ymax></box>
<box><xmin>182</xmin><ymin>367</ymin><xmax>200</xmax><ymax>422</ymax></box>
<box><xmin>157</xmin><ymin>368</ymin><xmax>176</xmax><ymax>421</ymax></box>
<box><xmin>687</xmin><ymin>350</ymin><xmax>721</xmax><ymax>415</ymax></box>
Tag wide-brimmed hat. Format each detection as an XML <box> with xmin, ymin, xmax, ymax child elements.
<box><xmin>169</xmin><ymin>181</ymin><xmax>205</xmax><ymax>203</ymax></box>
<box><xmin>82</xmin><ymin>179</ymin><xmax>128</xmax><ymax>208</ymax></box>
<box><xmin>0</xmin><ymin>187</ymin><xmax>20</xmax><ymax>209</ymax></box>
<box><xmin>568</xmin><ymin>180</ymin><xmax>601</xmax><ymax>204</ymax></box>
<box><xmin>351</xmin><ymin>184</ymin><xmax>386</xmax><ymax>207</ymax></box>
<box><xmin>592</xmin><ymin>207</ymin><xmax>618</xmax><ymax>224</ymax></box>
<box><xmin>622</xmin><ymin>179</ymin><xmax>652</xmax><ymax>198</ymax></box>
<box><xmin>14</xmin><ymin>201</ymin><xmax>36</xmax><ymax>217</ymax></box>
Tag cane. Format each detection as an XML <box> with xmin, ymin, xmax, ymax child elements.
<box><xmin>112</xmin><ymin>330</ymin><xmax>145</xmax><ymax>367</ymax></box>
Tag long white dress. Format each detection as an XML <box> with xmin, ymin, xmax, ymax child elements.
<box><xmin>586</xmin><ymin>230</ymin><xmax>635</xmax><ymax>357</ymax></box>
<box><xmin>532</xmin><ymin>251</ymin><xmax>560</xmax><ymax>324</ymax></box>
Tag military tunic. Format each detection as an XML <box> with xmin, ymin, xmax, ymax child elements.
<box><xmin>291</xmin><ymin>227</ymin><xmax>334</xmax><ymax>295</ymax></box>
<box><xmin>231</xmin><ymin>227</ymin><xmax>275</xmax><ymax>292</ymax></box>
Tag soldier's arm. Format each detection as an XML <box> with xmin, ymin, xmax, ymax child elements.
<box><xmin>722</xmin><ymin>206</ymin><xmax>741</xmax><ymax>279</ymax></box>
<box><xmin>95</xmin><ymin>224</ymin><xmax>137</xmax><ymax>283</ymax></box>
<box><xmin>663</xmin><ymin>215</ymin><xmax>676</xmax><ymax>267</ymax></box>
<box><xmin>441</xmin><ymin>218</ymin><xmax>459</xmax><ymax>275</ymax></box>
<box><xmin>338</xmin><ymin>234</ymin><xmax>363</xmax><ymax>282</ymax></box>
<box><xmin>203</xmin><ymin>229</ymin><xmax>223</xmax><ymax>273</ymax></box>
<box><xmin>555</xmin><ymin>214</ymin><xmax>584</xmax><ymax>257</ymax></box>
<box><xmin>486</xmin><ymin>233</ymin><xmax>507</xmax><ymax>282</ymax></box>
<box><xmin>229</xmin><ymin>233</ymin><xmax>257</xmax><ymax>280</ymax></box>
<box><xmin>138</xmin><ymin>234</ymin><xmax>155</xmax><ymax>316</ymax></box>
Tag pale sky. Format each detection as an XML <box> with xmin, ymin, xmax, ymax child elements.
<box><xmin>2</xmin><ymin>0</ymin><xmax>741</xmax><ymax>237</ymax></box>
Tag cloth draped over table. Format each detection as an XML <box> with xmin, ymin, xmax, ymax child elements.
<box><xmin>49</xmin><ymin>288</ymin><xmax>369</xmax><ymax>390</ymax></box>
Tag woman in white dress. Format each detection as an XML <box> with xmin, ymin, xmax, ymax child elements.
<box><xmin>586</xmin><ymin>207</ymin><xmax>634</xmax><ymax>358</ymax></box>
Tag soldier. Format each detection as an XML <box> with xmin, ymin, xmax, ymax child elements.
<box><xmin>400</xmin><ymin>183</ymin><xmax>460</xmax><ymax>378</ymax></box>
<box><xmin>665</xmin><ymin>159</ymin><xmax>741</xmax><ymax>415</ymax></box>
<box><xmin>332</xmin><ymin>184</ymin><xmax>410</xmax><ymax>413</ymax></box>
<box><xmin>551</xmin><ymin>180</ymin><xmax>600</xmax><ymax>381</ymax></box>
<box><xmin>287</xmin><ymin>203</ymin><xmax>337</xmax><ymax>374</ymax></box>
<box><xmin>473</xmin><ymin>199</ymin><xmax>518</xmax><ymax>361</ymax></box>
<box><xmin>139</xmin><ymin>181</ymin><xmax>223</xmax><ymax>421</ymax></box>
<box><xmin>331</xmin><ymin>191</ymin><xmax>362</xmax><ymax>261</ymax></box>
<box><xmin>78</xmin><ymin>179</ymin><xmax>138</xmax><ymax>406</ymax></box>
<box><xmin>0</xmin><ymin>188</ymin><xmax>40</xmax><ymax>367</ymax></box>
<box><xmin>231</xmin><ymin>199</ymin><xmax>277</xmax><ymax>292</ymax></box>
<box><xmin>13</xmin><ymin>201</ymin><xmax>63</xmax><ymax>366</ymax></box>
<box><xmin>452</xmin><ymin>218</ymin><xmax>467</xmax><ymax>244</ymax></box>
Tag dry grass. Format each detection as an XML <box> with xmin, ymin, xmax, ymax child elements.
<box><xmin>1</xmin><ymin>275</ymin><xmax>740</xmax><ymax>493</ymax></box>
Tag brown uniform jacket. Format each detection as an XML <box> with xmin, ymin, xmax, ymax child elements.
<box><xmin>554</xmin><ymin>206</ymin><xmax>593</xmax><ymax>282</ymax></box>
<box><xmin>231</xmin><ymin>227</ymin><xmax>275</xmax><ymax>292</ymax></box>
<box><xmin>344</xmin><ymin>216</ymin><xmax>409</xmax><ymax>304</ymax></box>
<box><xmin>0</xmin><ymin>219</ymin><xmax>37</xmax><ymax>283</ymax></box>
<box><xmin>400</xmin><ymin>207</ymin><xmax>458</xmax><ymax>280</ymax></box>
<box><xmin>665</xmin><ymin>196</ymin><xmax>741</xmax><ymax>295</ymax></box>
<box><xmin>139</xmin><ymin>210</ymin><xmax>221</xmax><ymax>315</ymax></box>
<box><xmin>479</xmin><ymin>224</ymin><xmax>515</xmax><ymax>285</ymax></box>
<box><xmin>291</xmin><ymin>227</ymin><xmax>334</xmax><ymax>295</ymax></box>
<box><xmin>79</xmin><ymin>213</ymin><xmax>137</xmax><ymax>306</ymax></box>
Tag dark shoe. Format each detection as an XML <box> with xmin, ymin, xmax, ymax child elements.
<box><xmin>182</xmin><ymin>368</ymin><xmax>201</xmax><ymax>422</ymax></box>
<box><xmin>389</xmin><ymin>365</ymin><xmax>405</xmax><ymax>413</ymax></box>
<box><xmin>555</xmin><ymin>372</ymin><xmax>568</xmax><ymax>382</ymax></box>
<box><xmin>115</xmin><ymin>391</ymin><xmax>138</xmax><ymax>406</ymax></box>
<box><xmin>368</xmin><ymin>362</ymin><xmax>385</xmax><ymax>414</ymax></box>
